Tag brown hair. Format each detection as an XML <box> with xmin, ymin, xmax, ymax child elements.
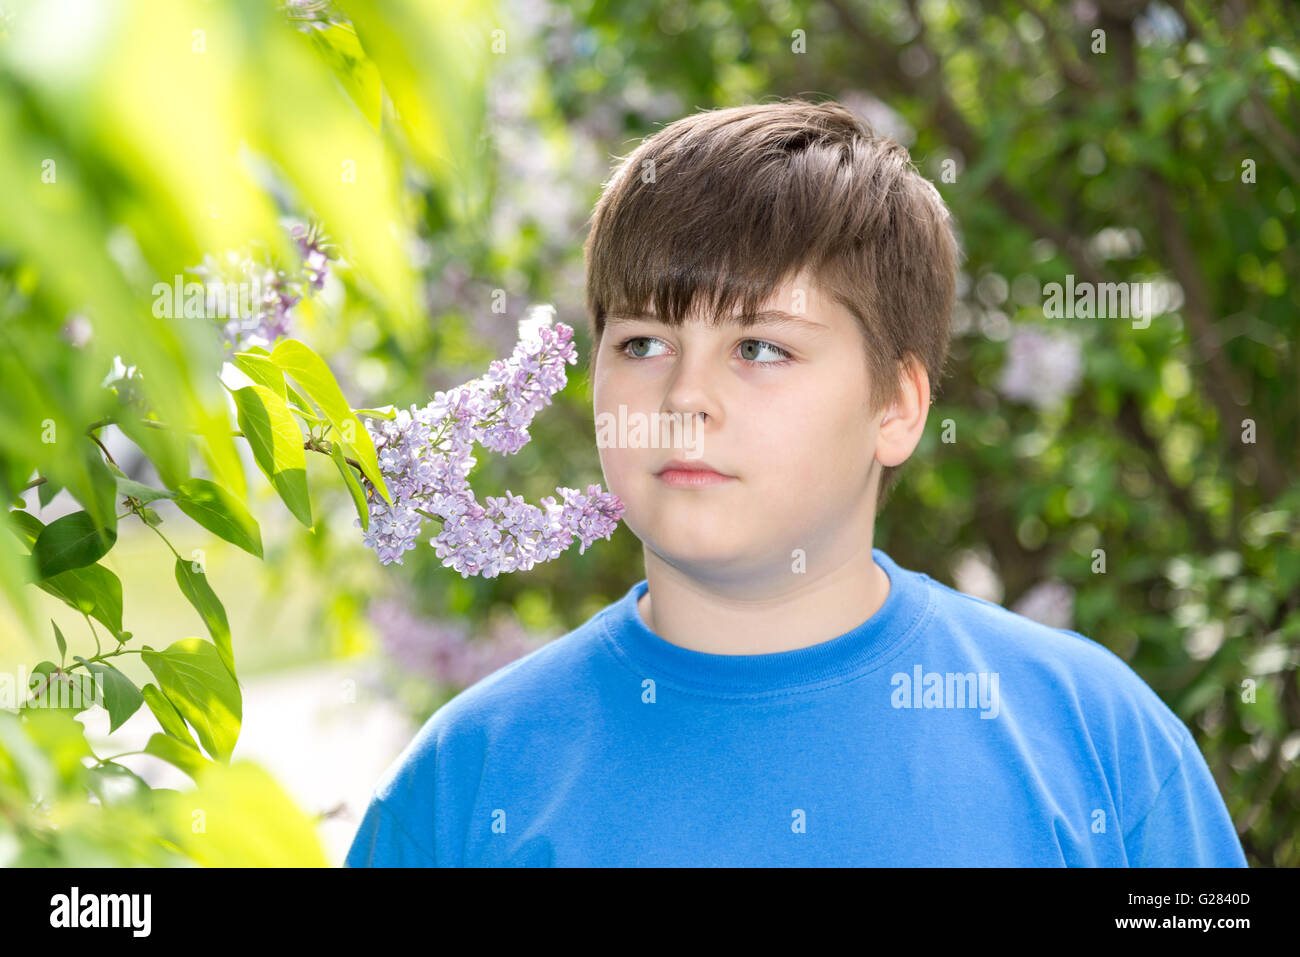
<box><xmin>582</xmin><ymin>97</ymin><xmax>961</xmax><ymax>504</ymax></box>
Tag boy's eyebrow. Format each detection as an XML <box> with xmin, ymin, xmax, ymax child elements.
<box><xmin>606</xmin><ymin>309</ymin><xmax>829</xmax><ymax>333</ymax></box>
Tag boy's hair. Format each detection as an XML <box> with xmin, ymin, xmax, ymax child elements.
<box><xmin>582</xmin><ymin>97</ymin><xmax>961</xmax><ymax>504</ymax></box>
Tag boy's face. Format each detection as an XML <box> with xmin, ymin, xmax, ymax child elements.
<box><xmin>592</xmin><ymin>269</ymin><xmax>893</xmax><ymax>582</ymax></box>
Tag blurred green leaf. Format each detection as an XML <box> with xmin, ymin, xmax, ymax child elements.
<box><xmin>143</xmin><ymin>732</ymin><xmax>210</xmax><ymax>782</ymax></box>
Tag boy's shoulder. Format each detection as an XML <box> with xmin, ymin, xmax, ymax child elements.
<box><xmin>369</xmin><ymin>602</ymin><xmax>616</xmax><ymax>798</ymax></box>
<box><xmin>920</xmin><ymin>571</ymin><xmax>1192</xmax><ymax>752</ymax></box>
<box><xmin>441</xmin><ymin>609</ymin><xmax>610</xmax><ymax>722</ymax></box>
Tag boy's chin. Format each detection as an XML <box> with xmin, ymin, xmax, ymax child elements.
<box><xmin>642</xmin><ymin>526</ymin><xmax>771</xmax><ymax>571</ymax></box>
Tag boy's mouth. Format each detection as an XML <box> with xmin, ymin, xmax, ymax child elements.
<box><xmin>655</xmin><ymin>458</ymin><xmax>736</xmax><ymax>488</ymax></box>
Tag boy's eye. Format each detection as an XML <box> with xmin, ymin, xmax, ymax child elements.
<box><xmin>615</xmin><ymin>336</ymin><xmax>793</xmax><ymax>364</ymax></box>
<box><xmin>738</xmin><ymin>339</ymin><xmax>793</xmax><ymax>363</ymax></box>
<box><xmin>621</xmin><ymin>336</ymin><xmax>668</xmax><ymax>359</ymax></box>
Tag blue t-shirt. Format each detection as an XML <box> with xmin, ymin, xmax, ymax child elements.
<box><xmin>345</xmin><ymin>548</ymin><xmax>1247</xmax><ymax>867</ymax></box>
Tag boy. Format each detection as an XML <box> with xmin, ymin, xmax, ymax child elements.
<box><xmin>346</xmin><ymin>99</ymin><xmax>1247</xmax><ymax>866</ymax></box>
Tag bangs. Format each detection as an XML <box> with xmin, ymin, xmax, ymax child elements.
<box><xmin>585</xmin><ymin>110</ymin><xmax>891</xmax><ymax>332</ymax></box>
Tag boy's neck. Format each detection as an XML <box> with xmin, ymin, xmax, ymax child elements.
<box><xmin>635</xmin><ymin>548</ymin><xmax>893</xmax><ymax>656</ymax></box>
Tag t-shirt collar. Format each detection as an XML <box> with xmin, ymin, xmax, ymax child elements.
<box><xmin>599</xmin><ymin>547</ymin><xmax>933</xmax><ymax>696</ymax></box>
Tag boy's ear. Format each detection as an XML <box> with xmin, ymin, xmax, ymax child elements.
<box><xmin>874</xmin><ymin>359</ymin><xmax>929</xmax><ymax>469</ymax></box>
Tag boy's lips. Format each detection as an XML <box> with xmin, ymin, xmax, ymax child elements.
<box><xmin>654</xmin><ymin>458</ymin><xmax>733</xmax><ymax>477</ymax></box>
<box><xmin>655</xmin><ymin>459</ymin><xmax>736</xmax><ymax>487</ymax></box>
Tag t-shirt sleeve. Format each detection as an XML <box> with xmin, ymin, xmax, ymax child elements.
<box><xmin>1122</xmin><ymin>726</ymin><xmax>1247</xmax><ymax>867</ymax></box>
<box><xmin>344</xmin><ymin>796</ymin><xmax>438</xmax><ymax>868</ymax></box>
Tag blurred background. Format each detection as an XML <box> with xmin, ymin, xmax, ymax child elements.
<box><xmin>0</xmin><ymin>0</ymin><xmax>1296</xmax><ymax>866</ymax></box>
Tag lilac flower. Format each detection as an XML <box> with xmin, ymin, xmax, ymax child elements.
<box><xmin>290</xmin><ymin>221</ymin><xmax>331</xmax><ymax>292</ymax></box>
<box><xmin>368</xmin><ymin>595</ymin><xmax>546</xmax><ymax>690</ymax></box>
<box><xmin>996</xmin><ymin>326</ymin><xmax>1084</xmax><ymax>410</ymax></box>
<box><xmin>282</xmin><ymin>0</ymin><xmax>341</xmax><ymax>32</ymax></box>
<box><xmin>189</xmin><ymin>221</ymin><xmax>333</xmax><ymax>353</ymax></box>
<box><xmin>1011</xmin><ymin>579</ymin><xmax>1076</xmax><ymax>630</ymax></box>
<box><xmin>358</xmin><ymin>319</ymin><xmax>624</xmax><ymax>575</ymax></box>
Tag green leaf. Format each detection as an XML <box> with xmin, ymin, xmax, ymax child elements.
<box><xmin>39</xmin><ymin>564</ymin><xmax>125</xmax><ymax>639</ymax></box>
<box><xmin>37</xmin><ymin>479</ymin><xmax>63</xmax><ymax>508</ymax></box>
<box><xmin>174</xmin><ymin>477</ymin><xmax>263</xmax><ymax>559</ymax></box>
<box><xmin>143</xmin><ymin>732</ymin><xmax>210</xmax><ymax>782</ymax></box>
<box><xmin>73</xmin><ymin>656</ymin><xmax>144</xmax><ymax>733</ymax></box>
<box><xmin>112</xmin><ymin>473</ymin><xmax>176</xmax><ymax>504</ymax></box>
<box><xmin>232</xmin><ymin>351</ymin><xmax>287</xmax><ymax>401</ymax></box>
<box><xmin>31</xmin><ymin>510</ymin><xmax>117</xmax><ymax>580</ymax></box>
<box><xmin>159</xmin><ymin>760</ymin><xmax>330</xmax><ymax>866</ymax></box>
<box><xmin>6</xmin><ymin>508</ymin><xmax>43</xmax><ymax>548</ymax></box>
<box><xmin>329</xmin><ymin>441</ymin><xmax>370</xmax><ymax>532</ymax></box>
<box><xmin>141</xmin><ymin>638</ymin><xmax>241</xmax><ymax>762</ymax></box>
<box><xmin>286</xmin><ymin>385</ymin><xmax>327</xmax><ymax>422</ymax></box>
<box><xmin>173</xmin><ymin>556</ymin><xmax>235</xmax><ymax>677</ymax></box>
<box><xmin>10</xmin><ymin>510</ymin><xmax>125</xmax><ymax>638</ymax></box>
<box><xmin>231</xmin><ymin>384</ymin><xmax>313</xmax><ymax>528</ymax></box>
<box><xmin>60</xmin><ymin>440</ymin><xmax>119</xmax><ymax>539</ymax></box>
<box><xmin>27</xmin><ymin>661</ymin><xmax>98</xmax><ymax>714</ymax></box>
<box><xmin>113</xmin><ymin>410</ymin><xmax>190</xmax><ymax>493</ymax></box>
<box><xmin>353</xmin><ymin>407</ymin><xmax>398</xmax><ymax>419</ymax></box>
<box><xmin>1</xmin><ymin>457</ymin><xmax>35</xmax><ymax>507</ymax></box>
<box><xmin>20</xmin><ymin>707</ymin><xmax>95</xmax><ymax>786</ymax></box>
<box><xmin>141</xmin><ymin>682</ymin><xmax>198</xmax><ymax>748</ymax></box>
<box><xmin>51</xmin><ymin>618</ymin><xmax>66</xmax><ymax>661</ymax></box>
<box><xmin>308</xmin><ymin>21</ymin><xmax>384</xmax><ymax>131</ymax></box>
<box><xmin>0</xmin><ymin>514</ymin><xmax>39</xmax><ymax>645</ymax></box>
<box><xmin>85</xmin><ymin>761</ymin><xmax>150</xmax><ymax>807</ymax></box>
<box><xmin>269</xmin><ymin>339</ymin><xmax>391</xmax><ymax>505</ymax></box>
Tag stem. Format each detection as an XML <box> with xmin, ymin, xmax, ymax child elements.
<box><xmin>21</xmin><ymin>419</ymin><xmax>129</xmax><ymax>490</ymax></box>
<box><xmin>144</xmin><ymin>519</ymin><xmax>183</xmax><ymax>561</ymax></box>
<box><xmin>63</xmin><ymin>647</ymin><xmax>144</xmax><ymax>676</ymax></box>
<box><xmin>83</xmin><ymin>611</ymin><xmax>102</xmax><ymax>658</ymax></box>
<box><xmin>94</xmin><ymin>751</ymin><xmax>146</xmax><ymax>766</ymax></box>
<box><xmin>304</xmin><ymin>437</ymin><xmax>365</xmax><ymax>476</ymax></box>
<box><xmin>87</xmin><ymin>432</ymin><xmax>117</xmax><ymax>468</ymax></box>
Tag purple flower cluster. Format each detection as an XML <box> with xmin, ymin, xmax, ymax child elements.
<box><xmin>190</xmin><ymin>220</ymin><xmax>333</xmax><ymax>353</ymax></box>
<box><xmin>996</xmin><ymin>325</ymin><xmax>1084</xmax><ymax>410</ymax></box>
<box><xmin>367</xmin><ymin>596</ymin><xmax>545</xmax><ymax>691</ymax></box>
<box><xmin>282</xmin><ymin>0</ymin><xmax>343</xmax><ymax>33</ymax></box>
<box><xmin>291</xmin><ymin>222</ymin><xmax>330</xmax><ymax>292</ymax></box>
<box><xmin>358</xmin><ymin>319</ymin><xmax>624</xmax><ymax>575</ymax></box>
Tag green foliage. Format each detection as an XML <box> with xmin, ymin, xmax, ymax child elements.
<box><xmin>0</xmin><ymin>0</ymin><xmax>493</xmax><ymax>865</ymax></box>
